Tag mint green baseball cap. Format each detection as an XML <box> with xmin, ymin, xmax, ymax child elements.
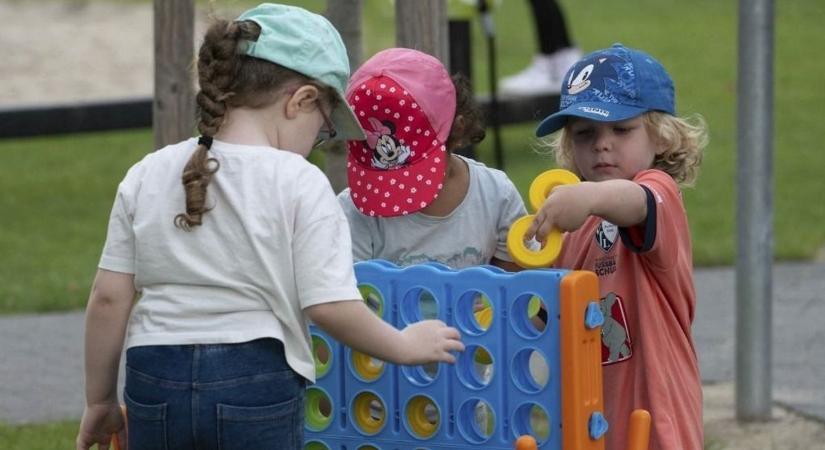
<box><xmin>237</xmin><ymin>3</ymin><xmax>365</xmax><ymax>140</ymax></box>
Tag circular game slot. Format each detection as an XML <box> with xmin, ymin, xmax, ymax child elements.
<box><xmin>404</xmin><ymin>395</ymin><xmax>441</xmax><ymax>439</ymax></box>
<box><xmin>350</xmin><ymin>350</ymin><xmax>385</xmax><ymax>382</ymax></box>
<box><xmin>401</xmin><ymin>362</ymin><xmax>439</xmax><ymax>387</ymax></box>
<box><xmin>359</xmin><ymin>284</ymin><xmax>384</xmax><ymax>317</ymax></box>
<box><xmin>456</xmin><ymin>398</ymin><xmax>496</xmax><ymax>443</ymax></box>
<box><xmin>512</xmin><ymin>403</ymin><xmax>552</xmax><ymax>444</ymax></box>
<box><xmin>305</xmin><ymin>387</ymin><xmax>333</xmax><ymax>432</ymax></box>
<box><xmin>511</xmin><ymin>348</ymin><xmax>550</xmax><ymax>393</ymax></box>
<box><xmin>456</xmin><ymin>344</ymin><xmax>495</xmax><ymax>390</ymax></box>
<box><xmin>456</xmin><ymin>290</ymin><xmax>493</xmax><ymax>335</ymax></box>
<box><xmin>352</xmin><ymin>391</ymin><xmax>387</xmax><ymax>435</ymax></box>
<box><xmin>304</xmin><ymin>441</ymin><xmax>331</xmax><ymax>450</ymax></box>
<box><xmin>312</xmin><ymin>334</ymin><xmax>332</xmax><ymax>379</ymax></box>
<box><xmin>422</xmin><ymin>362</ymin><xmax>439</xmax><ymax>379</ymax></box>
<box><xmin>509</xmin><ymin>294</ymin><xmax>547</xmax><ymax>338</ymax></box>
<box><xmin>400</xmin><ymin>288</ymin><xmax>439</xmax><ymax>324</ymax></box>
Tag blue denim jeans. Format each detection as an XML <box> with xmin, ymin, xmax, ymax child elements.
<box><xmin>124</xmin><ymin>338</ymin><xmax>305</xmax><ymax>450</ymax></box>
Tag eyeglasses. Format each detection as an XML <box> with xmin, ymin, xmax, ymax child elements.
<box><xmin>313</xmin><ymin>106</ymin><xmax>338</xmax><ymax>149</ymax></box>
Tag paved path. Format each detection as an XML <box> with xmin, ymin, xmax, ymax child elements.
<box><xmin>2</xmin><ymin>262</ymin><xmax>824</xmax><ymax>424</ymax></box>
<box><xmin>693</xmin><ymin>261</ymin><xmax>825</xmax><ymax>420</ymax></box>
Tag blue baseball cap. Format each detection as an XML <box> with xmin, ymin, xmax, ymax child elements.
<box><xmin>237</xmin><ymin>3</ymin><xmax>365</xmax><ymax>140</ymax></box>
<box><xmin>535</xmin><ymin>43</ymin><xmax>675</xmax><ymax>137</ymax></box>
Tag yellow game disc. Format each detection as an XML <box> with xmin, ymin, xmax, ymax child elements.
<box><xmin>474</xmin><ymin>305</ymin><xmax>493</xmax><ymax>330</ymax></box>
<box><xmin>506</xmin><ymin>169</ymin><xmax>578</xmax><ymax>268</ymax></box>
<box><xmin>528</xmin><ymin>169</ymin><xmax>581</xmax><ymax>211</ymax></box>
<box><xmin>406</xmin><ymin>395</ymin><xmax>440</xmax><ymax>439</ymax></box>
<box><xmin>352</xmin><ymin>392</ymin><xmax>386</xmax><ymax>435</ymax></box>
<box><xmin>351</xmin><ymin>350</ymin><xmax>385</xmax><ymax>381</ymax></box>
<box><xmin>506</xmin><ymin>215</ymin><xmax>564</xmax><ymax>268</ymax></box>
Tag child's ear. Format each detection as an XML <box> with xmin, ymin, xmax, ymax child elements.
<box><xmin>447</xmin><ymin>114</ymin><xmax>466</xmax><ymax>150</ymax></box>
<box><xmin>453</xmin><ymin>114</ymin><xmax>467</xmax><ymax>132</ymax></box>
<box><xmin>452</xmin><ymin>114</ymin><xmax>466</xmax><ymax>136</ymax></box>
<box><xmin>284</xmin><ymin>85</ymin><xmax>320</xmax><ymax>119</ymax></box>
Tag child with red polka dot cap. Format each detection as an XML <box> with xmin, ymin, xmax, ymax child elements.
<box><xmin>338</xmin><ymin>48</ymin><xmax>527</xmax><ymax>270</ymax></box>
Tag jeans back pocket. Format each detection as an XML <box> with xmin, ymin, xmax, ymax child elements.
<box><xmin>217</xmin><ymin>394</ymin><xmax>303</xmax><ymax>450</ymax></box>
<box><xmin>124</xmin><ymin>390</ymin><xmax>168</xmax><ymax>450</ymax></box>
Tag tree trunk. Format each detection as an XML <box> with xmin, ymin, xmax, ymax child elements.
<box><xmin>395</xmin><ymin>0</ymin><xmax>449</xmax><ymax>66</ymax></box>
<box><xmin>324</xmin><ymin>0</ymin><xmax>363</xmax><ymax>193</ymax></box>
<box><xmin>153</xmin><ymin>0</ymin><xmax>195</xmax><ymax>149</ymax></box>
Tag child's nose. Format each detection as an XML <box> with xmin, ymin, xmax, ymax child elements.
<box><xmin>593</xmin><ymin>131</ymin><xmax>611</xmax><ymax>152</ymax></box>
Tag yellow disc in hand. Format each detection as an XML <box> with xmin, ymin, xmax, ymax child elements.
<box><xmin>506</xmin><ymin>215</ymin><xmax>564</xmax><ymax>268</ymax></box>
<box><xmin>528</xmin><ymin>169</ymin><xmax>581</xmax><ymax>211</ymax></box>
<box><xmin>506</xmin><ymin>169</ymin><xmax>578</xmax><ymax>268</ymax></box>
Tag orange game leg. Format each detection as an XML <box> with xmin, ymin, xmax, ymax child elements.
<box><xmin>626</xmin><ymin>409</ymin><xmax>651</xmax><ymax>450</ymax></box>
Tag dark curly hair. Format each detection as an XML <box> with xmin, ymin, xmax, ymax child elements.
<box><xmin>445</xmin><ymin>73</ymin><xmax>486</xmax><ymax>151</ymax></box>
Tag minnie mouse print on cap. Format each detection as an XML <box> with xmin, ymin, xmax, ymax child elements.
<box><xmin>345</xmin><ymin>48</ymin><xmax>457</xmax><ymax>217</ymax></box>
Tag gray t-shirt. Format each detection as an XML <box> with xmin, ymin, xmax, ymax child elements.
<box><xmin>338</xmin><ymin>156</ymin><xmax>527</xmax><ymax>269</ymax></box>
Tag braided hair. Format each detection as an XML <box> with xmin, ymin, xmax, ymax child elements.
<box><xmin>175</xmin><ymin>19</ymin><xmax>338</xmax><ymax>230</ymax></box>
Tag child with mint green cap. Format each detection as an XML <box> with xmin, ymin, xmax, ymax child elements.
<box><xmin>76</xmin><ymin>4</ymin><xmax>464</xmax><ymax>449</ymax></box>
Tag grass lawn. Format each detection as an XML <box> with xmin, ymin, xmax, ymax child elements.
<box><xmin>1</xmin><ymin>0</ymin><xmax>823</xmax><ymax>314</ymax></box>
<box><xmin>0</xmin><ymin>421</ymin><xmax>78</xmax><ymax>450</ymax></box>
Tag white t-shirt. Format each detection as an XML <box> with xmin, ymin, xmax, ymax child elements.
<box><xmin>99</xmin><ymin>138</ymin><xmax>361</xmax><ymax>382</ymax></box>
<box><xmin>337</xmin><ymin>156</ymin><xmax>527</xmax><ymax>268</ymax></box>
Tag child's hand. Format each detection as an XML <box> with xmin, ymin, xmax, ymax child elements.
<box><xmin>525</xmin><ymin>183</ymin><xmax>595</xmax><ymax>245</ymax></box>
<box><xmin>76</xmin><ymin>402</ymin><xmax>126</xmax><ymax>450</ymax></box>
<box><xmin>399</xmin><ymin>320</ymin><xmax>465</xmax><ymax>365</ymax></box>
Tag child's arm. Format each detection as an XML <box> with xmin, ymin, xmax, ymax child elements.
<box><xmin>493</xmin><ymin>172</ymin><xmax>529</xmax><ymax>272</ymax></box>
<box><xmin>76</xmin><ymin>269</ymin><xmax>136</xmax><ymax>450</ymax></box>
<box><xmin>526</xmin><ymin>180</ymin><xmax>648</xmax><ymax>243</ymax></box>
<box><xmin>305</xmin><ymin>300</ymin><xmax>464</xmax><ymax>365</ymax></box>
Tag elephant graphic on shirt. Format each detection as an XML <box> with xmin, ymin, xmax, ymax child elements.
<box><xmin>601</xmin><ymin>292</ymin><xmax>631</xmax><ymax>362</ymax></box>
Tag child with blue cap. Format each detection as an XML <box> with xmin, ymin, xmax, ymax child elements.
<box><xmin>526</xmin><ymin>44</ymin><xmax>708</xmax><ymax>450</ymax></box>
<box><xmin>75</xmin><ymin>5</ymin><xmax>463</xmax><ymax>450</ymax></box>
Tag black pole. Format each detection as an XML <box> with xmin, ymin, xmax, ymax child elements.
<box><xmin>478</xmin><ymin>0</ymin><xmax>504</xmax><ymax>169</ymax></box>
<box><xmin>448</xmin><ymin>19</ymin><xmax>477</xmax><ymax>159</ymax></box>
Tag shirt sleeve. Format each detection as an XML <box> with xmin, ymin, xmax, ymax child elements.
<box><xmin>98</xmin><ymin>170</ymin><xmax>140</xmax><ymax>274</ymax></box>
<box><xmin>337</xmin><ymin>189</ymin><xmax>376</xmax><ymax>262</ymax></box>
<box><xmin>294</xmin><ymin>172</ymin><xmax>362</xmax><ymax>309</ymax></box>
<box><xmin>494</xmin><ymin>174</ymin><xmax>529</xmax><ymax>262</ymax></box>
<box><xmin>618</xmin><ymin>169</ymin><xmax>690</xmax><ymax>272</ymax></box>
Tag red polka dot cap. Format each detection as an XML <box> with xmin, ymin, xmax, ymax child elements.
<box><xmin>345</xmin><ymin>48</ymin><xmax>457</xmax><ymax>217</ymax></box>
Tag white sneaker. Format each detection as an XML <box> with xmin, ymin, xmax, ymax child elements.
<box><xmin>550</xmin><ymin>47</ymin><xmax>583</xmax><ymax>84</ymax></box>
<box><xmin>499</xmin><ymin>47</ymin><xmax>582</xmax><ymax>96</ymax></box>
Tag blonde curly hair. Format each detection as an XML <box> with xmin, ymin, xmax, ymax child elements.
<box><xmin>546</xmin><ymin>112</ymin><xmax>708</xmax><ymax>186</ymax></box>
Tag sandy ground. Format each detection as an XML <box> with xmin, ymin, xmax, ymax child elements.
<box><xmin>0</xmin><ymin>0</ymin><xmax>234</xmax><ymax>107</ymax></box>
<box><xmin>703</xmin><ymin>383</ymin><xmax>825</xmax><ymax>450</ymax></box>
<box><xmin>1</xmin><ymin>1</ymin><xmax>154</xmax><ymax>106</ymax></box>
<box><xmin>3</xmin><ymin>1</ymin><xmax>825</xmax><ymax>448</ymax></box>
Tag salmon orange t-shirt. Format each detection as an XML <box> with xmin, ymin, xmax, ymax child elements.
<box><xmin>555</xmin><ymin>169</ymin><xmax>703</xmax><ymax>450</ymax></box>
